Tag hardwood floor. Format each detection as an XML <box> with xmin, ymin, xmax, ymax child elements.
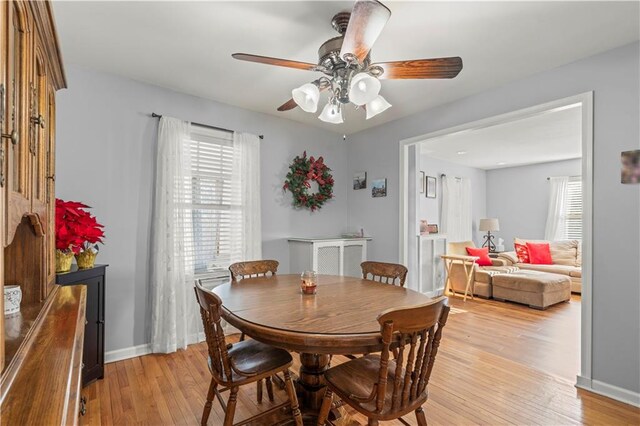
<box><xmin>81</xmin><ymin>295</ymin><xmax>640</xmax><ymax>425</ymax></box>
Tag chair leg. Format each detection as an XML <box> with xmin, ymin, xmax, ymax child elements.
<box><xmin>240</xmin><ymin>332</ymin><xmax>245</xmax><ymax>341</ymax></box>
<box><xmin>272</xmin><ymin>372</ymin><xmax>286</xmax><ymax>389</ymax></box>
<box><xmin>283</xmin><ymin>370</ymin><xmax>303</xmax><ymax>426</ymax></box>
<box><xmin>367</xmin><ymin>420</ymin><xmax>379</xmax><ymax>426</ymax></box>
<box><xmin>201</xmin><ymin>378</ymin><xmax>217</xmax><ymax>426</ymax></box>
<box><xmin>223</xmin><ymin>386</ymin><xmax>239</xmax><ymax>426</ymax></box>
<box><xmin>257</xmin><ymin>379</ymin><xmax>263</xmax><ymax>403</ymax></box>
<box><xmin>415</xmin><ymin>407</ymin><xmax>428</xmax><ymax>426</ymax></box>
<box><xmin>316</xmin><ymin>388</ymin><xmax>333</xmax><ymax>426</ymax></box>
<box><xmin>266</xmin><ymin>377</ymin><xmax>275</xmax><ymax>402</ymax></box>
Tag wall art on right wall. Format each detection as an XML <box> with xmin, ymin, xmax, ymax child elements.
<box><xmin>621</xmin><ymin>150</ymin><xmax>640</xmax><ymax>184</ymax></box>
<box><xmin>372</xmin><ymin>178</ymin><xmax>387</xmax><ymax>198</ymax></box>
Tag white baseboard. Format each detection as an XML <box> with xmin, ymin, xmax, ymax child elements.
<box><xmin>576</xmin><ymin>375</ymin><xmax>640</xmax><ymax>407</ymax></box>
<box><xmin>105</xmin><ymin>326</ymin><xmax>240</xmax><ymax>364</ymax></box>
<box><xmin>105</xmin><ymin>343</ymin><xmax>152</xmax><ymax>364</ymax></box>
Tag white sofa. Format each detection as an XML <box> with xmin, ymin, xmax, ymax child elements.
<box><xmin>498</xmin><ymin>239</ymin><xmax>582</xmax><ymax>294</ymax></box>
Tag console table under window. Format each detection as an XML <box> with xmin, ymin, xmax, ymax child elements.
<box><xmin>288</xmin><ymin>237</ymin><xmax>371</xmax><ymax>277</ymax></box>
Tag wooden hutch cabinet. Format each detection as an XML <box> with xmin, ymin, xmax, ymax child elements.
<box><xmin>1</xmin><ymin>1</ymin><xmax>88</xmax><ymax>423</ymax></box>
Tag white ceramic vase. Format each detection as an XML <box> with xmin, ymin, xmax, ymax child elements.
<box><xmin>4</xmin><ymin>285</ymin><xmax>22</xmax><ymax>316</ymax></box>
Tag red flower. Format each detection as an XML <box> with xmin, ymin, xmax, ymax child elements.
<box><xmin>56</xmin><ymin>198</ymin><xmax>105</xmax><ymax>254</ymax></box>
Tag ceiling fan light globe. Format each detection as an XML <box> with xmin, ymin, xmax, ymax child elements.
<box><xmin>365</xmin><ymin>95</ymin><xmax>392</xmax><ymax>120</ymax></box>
<box><xmin>292</xmin><ymin>83</ymin><xmax>320</xmax><ymax>113</ymax></box>
<box><xmin>349</xmin><ymin>73</ymin><xmax>381</xmax><ymax>106</ymax></box>
<box><xmin>318</xmin><ymin>102</ymin><xmax>344</xmax><ymax>124</ymax></box>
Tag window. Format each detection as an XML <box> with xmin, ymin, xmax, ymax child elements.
<box><xmin>184</xmin><ymin>125</ymin><xmax>243</xmax><ymax>274</ymax></box>
<box><xmin>564</xmin><ymin>176</ymin><xmax>582</xmax><ymax>240</ymax></box>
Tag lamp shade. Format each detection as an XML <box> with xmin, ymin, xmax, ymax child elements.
<box><xmin>292</xmin><ymin>83</ymin><xmax>320</xmax><ymax>113</ymax></box>
<box><xmin>349</xmin><ymin>73</ymin><xmax>381</xmax><ymax>106</ymax></box>
<box><xmin>479</xmin><ymin>218</ymin><xmax>500</xmax><ymax>232</ymax></box>
<box><xmin>318</xmin><ymin>101</ymin><xmax>344</xmax><ymax>124</ymax></box>
<box><xmin>365</xmin><ymin>95</ymin><xmax>392</xmax><ymax>119</ymax></box>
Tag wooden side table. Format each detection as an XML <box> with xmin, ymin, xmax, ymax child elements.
<box><xmin>57</xmin><ymin>264</ymin><xmax>108</xmax><ymax>386</ymax></box>
<box><xmin>441</xmin><ymin>255</ymin><xmax>478</xmax><ymax>301</ymax></box>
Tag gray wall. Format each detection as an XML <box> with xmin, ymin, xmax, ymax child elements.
<box><xmin>347</xmin><ymin>42</ymin><xmax>640</xmax><ymax>394</ymax></box>
<box><xmin>56</xmin><ymin>65</ymin><xmax>347</xmax><ymax>352</ymax></box>
<box><xmin>486</xmin><ymin>159</ymin><xmax>582</xmax><ymax>250</ymax></box>
<box><xmin>419</xmin><ymin>155</ymin><xmax>487</xmax><ymax>245</ymax></box>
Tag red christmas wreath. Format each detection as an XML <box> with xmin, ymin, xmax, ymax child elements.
<box><xmin>283</xmin><ymin>151</ymin><xmax>334</xmax><ymax>211</ymax></box>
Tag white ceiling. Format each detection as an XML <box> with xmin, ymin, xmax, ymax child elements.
<box><xmin>52</xmin><ymin>1</ymin><xmax>639</xmax><ymax>135</ymax></box>
<box><xmin>420</xmin><ymin>103</ymin><xmax>582</xmax><ymax>170</ymax></box>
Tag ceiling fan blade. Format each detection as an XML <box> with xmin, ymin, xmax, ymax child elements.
<box><xmin>341</xmin><ymin>0</ymin><xmax>391</xmax><ymax>63</ymax></box>
<box><xmin>373</xmin><ymin>57</ymin><xmax>463</xmax><ymax>79</ymax></box>
<box><xmin>277</xmin><ymin>98</ymin><xmax>299</xmax><ymax>112</ymax></box>
<box><xmin>232</xmin><ymin>53</ymin><xmax>318</xmax><ymax>71</ymax></box>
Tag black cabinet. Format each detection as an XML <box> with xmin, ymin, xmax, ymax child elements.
<box><xmin>57</xmin><ymin>264</ymin><xmax>107</xmax><ymax>387</ymax></box>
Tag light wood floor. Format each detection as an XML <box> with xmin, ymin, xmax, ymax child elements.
<box><xmin>81</xmin><ymin>295</ymin><xmax>640</xmax><ymax>425</ymax></box>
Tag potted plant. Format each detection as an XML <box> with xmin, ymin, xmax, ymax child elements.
<box><xmin>55</xmin><ymin>199</ymin><xmax>105</xmax><ymax>272</ymax></box>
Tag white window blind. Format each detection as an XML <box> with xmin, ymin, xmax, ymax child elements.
<box><xmin>564</xmin><ymin>176</ymin><xmax>582</xmax><ymax>240</ymax></box>
<box><xmin>183</xmin><ymin>125</ymin><xmax>242</xmax><ymax>273</ymax></box>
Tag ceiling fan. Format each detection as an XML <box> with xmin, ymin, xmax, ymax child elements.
<box><xmin>232</xmin><ymin>0</ymin><xmax>463</xmax><ymax>124</ymax></box>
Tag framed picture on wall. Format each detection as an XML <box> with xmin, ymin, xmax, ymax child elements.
<box><xmin>353</xmin><ymin>171</ymin><xmax>367</xmax><ymax>189</ymax></box>
<box><xmin>420</xmin><ymin>171</ymin><xmax>425</xmax><ymax>193</ymax></box>
<box><xmin>621</xmin><ymin>150</ymin><xmax>640</xmax><ymax>184</ymax></box>
<box><xmin>372</xmin><ymin>178</ymin><xmax>387</xmax><ymax>198</ymax></box>
<box><xmin>426</xmin><ymin>176</ymin><xmax>437</xmax><ymax>198</ymax></box>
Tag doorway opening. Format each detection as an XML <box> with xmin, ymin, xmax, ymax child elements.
<box><xmin>398</xmin><ymin>92</ymin><xmax>593</xmax><ymax>388</ymax></box>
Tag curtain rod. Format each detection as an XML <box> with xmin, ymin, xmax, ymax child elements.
<box><xmin>151</xmin><ymin>113</ymin><xmax>264</xmax><ymax>140</ymax></box>
<box><xmin>546</xmin><ymin>175</ymin><xmax>580</xmax><ymax>180</ymax></box>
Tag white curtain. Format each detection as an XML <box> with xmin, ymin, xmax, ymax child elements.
<box><xmin>150</xmin><ymin>116</ymin><xmax>197</xmax><ymax>353</ymax></box>
<box><xmin>544</xmin><ymin>176</ymin><xmax>569</xmax><ymax>241</ymax></box>
<box><xmin>231</xmin><ymin>132</ymin><xmax>262</xmax><ymax>261</ymax></box>
<box><xmin>442</xmin><ymin>176</ymin><xmax>472</xmax><ymax>243</ymax></box>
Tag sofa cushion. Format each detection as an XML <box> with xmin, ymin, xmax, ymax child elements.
<box><xmin>514</xmin><ymin>243</ymin><xmax>530</xmax><ymax>263</ymax></box>
<box><xmin>475</xmin><ymin>266</ymin><xmax>520</xmax><ymax>283</ymax></box>
<box><xmin>448</xmin><ymin>241</ymin><xmax>475</xmax><ymax>256</ymax></box>
<box><xmin>492</xmin><ymin>270</ymin><xmax>571</xmax><ymax>293</ymax></box>
<box><xmin>466</xmin><ymin>246</ymin><xmax>492</xmax><ymax>266</ymax></box>
<box><xmin>526</xmin><ymin>242</ymin><xmax>553</xmax><ymax>264</ymax></box>
<box><xmin>570</xmin><ymin>269</ymin><xmax>582</xmax><ymax>278</ymax></box>
<box><xmin>515</xmin><ymin>238</ymin><xmax>579</xmax><ymax>267</ymax></box>
<box><xmin>516</xmin><ymin>263</ymin><xmax>579</xmax><ymax>277</ymax></box>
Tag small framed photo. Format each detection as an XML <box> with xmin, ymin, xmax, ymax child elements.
<box><xmin>426</xmin><ymin>176</ymin><xmax>437</xmax><ymax>198</ymax></box>
<box><xmin>372</xmin><ymin>178</ymin><xmax>387</xmax><ymax>198</ymax></box>
<box><xmin>426</xmin><ymin>224</ymin><xmax>439</xmax><ymax>234</ymax></box>
<box><xmin>621</xmin><ymin>150</ymin><xmax>640</xmax><ymax>184</ymax></box>
<box><xmin>353</xmin><ymin>172</ymin><xmax>367</xmax><ymax>189</ymax></box>
<box><xmin>419</xmin><ymin>171</ymin><xmax>425</xmax><ymax>193</ymax></box>
<box><xmin>353</xmin><ymin>171</ymin><xmax>367</xmax><ymax>190</ymax></box>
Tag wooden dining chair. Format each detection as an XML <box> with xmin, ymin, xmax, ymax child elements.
<box><xmin>229</xmin><ymin>260</ymin><xmax>282</xmax><ymax>399</ymax></box>
<box><xmin>194</xmin><ymin>280</ymin><xmax>303</xmax><ymax>426</ymax></box>
<box><xmin>316</xmin><ymin>297</ymin><xmax>450</xmax><ymax>426</ymax></box>
<box><xmin>361</xmin><ymin>261</ymin><xmax>408</xmax><ymax>287</ymax></box>
<box><xmin>229</xmin><ymin>260</ymin><xmax>279</xmax><ymax>283</ymax></box>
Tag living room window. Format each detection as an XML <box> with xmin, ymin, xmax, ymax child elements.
<box><xmin>564</xmin><ymin>176</ymin><xmax>582</xmax><ymax>240</ymax></box>
<box><xmin>186</xmin><ymin>125</ymin><xmax>242</xmax><ymax>274</ymax></box>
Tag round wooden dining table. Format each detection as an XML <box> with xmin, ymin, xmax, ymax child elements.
<box><xmin>212</xmin><ymin>274</ymin><xmax>434</xmax><ymax>422</ymax></box>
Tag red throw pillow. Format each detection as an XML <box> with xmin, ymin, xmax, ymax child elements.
<box><xmin>514</xmin><ymin>243</ymin><xmax>530</xmax><ymax>263</ymax></box>
<box><xmin>465</xmin><ymin>247</ymin><xmax>493</xmax><ymax>266</ymax></box>
<box><xmin>526</xmin><ymin>242</ymin><xmax>553</xmax><ymax>265</ymax></box>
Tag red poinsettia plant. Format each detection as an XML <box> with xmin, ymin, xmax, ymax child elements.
<box><xmin>55</xmin><ymin>198</ymin><xmax>105</xmax><ymax>254</ymax></box>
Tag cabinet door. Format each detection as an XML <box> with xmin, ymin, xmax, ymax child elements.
<box><xmin>45</xmin><ymin>88</ymin><xmax>55</xmax><ymax>289</ymax></box>
<box><xmin>31</xmin><ymin>42</ymin><xmax>48</xmax><ymax>210</ymax></box>
<box><xmin>82</xmin><ymin>276</ymin><xmax>105</xmax><ymax>385</ymax></box>
<box><xmin>4</xmin><ymin>1</ymin><xmax>30</xmax><ymax>245</ymax></box>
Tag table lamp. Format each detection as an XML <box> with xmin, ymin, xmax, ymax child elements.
<box><xmin>479</xmin><ymin>218</ymin><xmax>500</xmax><ymax>252</ymax></box>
